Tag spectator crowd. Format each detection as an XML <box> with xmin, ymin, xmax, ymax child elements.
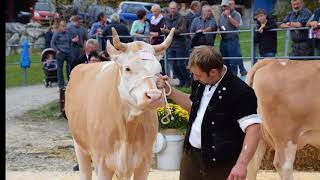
<box><xmin>46</xmin><ymin>0</ymin><xmax>320</xmax><ymax>90</ymax></box>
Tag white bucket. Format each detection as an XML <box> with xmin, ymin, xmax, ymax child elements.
<box><xmin>155</xmin><ymin>133</ymin><xmax>184</xmax><ymax>170</ymax></box>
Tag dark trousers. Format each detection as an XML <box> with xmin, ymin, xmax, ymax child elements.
<box><xmin>220</xmin><ymin>38</ymin><xmax>247</xmax><ymax>76</ymax></box>
<box><xmin>56</xmin><ymin>52</ymin><xmax>72</xmax><ymax>88</ymax></box>
<box><xmin>167</xmin><ymin>47</ymin><xmax>191</xmax><ymax>87</ymax></box>
<box><xmin>291</xmin><ymin>40</ymin><xmax>314</xmax><ymax>59</ymax></box>
<box><xmin>180</xmin><ymin>146</ymin><xmax>235</xmax><ymax>180</ymax></box>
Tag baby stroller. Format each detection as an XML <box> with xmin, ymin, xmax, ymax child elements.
<box><xmin>41</xmin><ymin>48</ymin><xmax>58</xmax><ymax>87</ymax></box>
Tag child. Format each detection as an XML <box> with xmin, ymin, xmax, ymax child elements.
<box><xmin>42</xmin><ymin>52</ymin><xmax>57</xmax><ymax>69</ymax></box>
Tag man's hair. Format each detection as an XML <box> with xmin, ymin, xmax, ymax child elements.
<box><xmin>136</xmin><ymin>9</ymin><xmax>147</xmax><ymax>20</ymax></box>
<box><xmin>187</xmin><ymin>46</ymin><xmax>224</xmax><ymax>74</ymax></box>
<box><xmin>202</xmin><ymin>4</ymin><xmax>211</xmax><ymax>12</ymax></box>
<box><xmin>97</xmin><ymin>12</ymin><xmax>105</xmax><ymax>22</ymax></box>
<box><xmin>88</xmin><ymin>51</ymin><xmax>100</xmax><ymax>61</ymax></box>
<box><xmin>110</xmin><ymin>13</ymin><xmax>120</xmax><ymax>23</ymax></box>
<box><xmin>85</xmin><ymin>39</ymin><xmax>98</xmax><ymax>47</ymax></box>
<box><xmin>151</xmin><ymin>4</ymin><xmax>161</xmax><ymax>12</ymax></box>
<box><xmin>255</xmin><ymin>8</ymin><xmax>266</xmax><ymax>16</ymax></box>
<box><xmin>190</xmin><ymin>1</ymin><xmax>200</xmax><ymax>11</ymax></box>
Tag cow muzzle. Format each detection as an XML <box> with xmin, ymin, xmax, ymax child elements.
<box><xmin>144</xmin><ymin>89</ymin><xmax>164</xmax><ymax>108</ymax></box>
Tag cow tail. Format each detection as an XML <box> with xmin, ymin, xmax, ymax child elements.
<box><xmin>246</xmin><ymin>59</ymin><xmax>275</xmax><ymax>87</ymax></box>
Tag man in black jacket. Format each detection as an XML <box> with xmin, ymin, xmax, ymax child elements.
<box><xmin>70</xmin><ymin>39</ymin><xmax>99</xmax><ymax>72</ymax></box>
<box><xmin>254</xmin><ymin>9</ymin><xmax>277</xmax><ymax>60</ymax></box>
<box><xmin>156</xmin><ymin>46</ymin><xmax>261</xmax><ymax>180</ymax></box>
<box><xmin>102</xmin><ymin>13</ymin><xmax>132</xmax><ymax>44</ymax></box>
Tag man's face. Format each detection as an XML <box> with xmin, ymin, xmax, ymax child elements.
<box><xmin>291</xmin><ymin>0</ymin><xmax>302</xmax><ymax>12</ymax></box>
<box><xmin>257</xmin><ymin>13</ymin><xmax>267</xmax><ymax>23</ymax></box>
<box><xmin>86</xmin><ymin>44</ymin><xmax>98</xmax><ymax>54</ymax></box>
<box><xmin>169</xmin><ymin>4</ymin><xmax>177</xmax><ymax>16</ymax></box>
<box><xmin>229</xmin><ymin>0</ymin><xmax>235</xmax><ymax>10</ymax></box>
<box><xmin>74</xmin><ymin>20</ymin><xmax>80</xmax><ymax>27</ymax></box>
<box><xmin>202</xmin><ymin>7</ymin><xmax>212</xmax><ymax>19</ymax></box>
<box><xmin>190</xmin><ymin>65</ymin><xmax>218</xmax><ymax>85</ymax></box>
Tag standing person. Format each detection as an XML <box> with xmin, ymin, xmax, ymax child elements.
<box><xmin>150</xmin><ymin>4</ymin><xmax>165</xmax><ymax>45</ymax></box>
<box><xmin>130</xmin><ymin>9</ymin><xmax>150</xmax><ymax>42</ymax></box>
<box><xmin>190</xmin><ymin>4</ymin><xmax>217</xmax><ymax>48</ymax></box>
<box><xmin>88</xmin><ymin>12</ymin><xmax>108</xmax><ymax>50</ymax></box>
<box><xmin>162</xmin><ymin>1</ymin><xmax>190</xmax><ymax>87</ymax></box>
<box><xmin>280</xmin><ymin>0</ymin><xmax>313</xmax><ymax>58</ymax></box>
<box><xmin>254</xmin><ymin>8</ymin><xmax>277</xmax><ymax>59</ymax></box>
<box><xmin>67</xmin><ymin>15</ymin><xmax>88</xmax><ymax>65</ymax></box>
<box><xmin>70</xmin><ymin>39</ymin><xmax>99</xmax><ymax>71</ymax></box>
<box><xmin>156</xmin><ymin>46</ymin><xmax>261</xmax><ymax>180</ymax></box>
<box><xmin>219</xmin><ymin>0</ymin><xmax>247</xmax><ymax>77</ymax></box>
<box><xmin>185</xmin><ymin>1</ymin><xmax>201</xmax><ymax>54</ymax></box>
<box><xmin>51</xmin><ymin>20</ymin><xmax>72</xmax><ymax>89</ymax></box>
<box><xmin>307</xmin><ymin>6</ymin><xmax>320</xmax><ymax>56</ymax></box>
<box><xmin>44</xmin><ymin>21</ymin><xmax>58</xmax><ymax>49</ymax></box>
<box><xmin>102</xmin><ymin>13</ymin><xmax>132</xmax><ymax>43</ymax></box>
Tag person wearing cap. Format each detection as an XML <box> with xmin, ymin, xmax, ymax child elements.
<box><xmin>67</xmin><ymin>15</ymin><xmax>88</xmax><ymax>64</ymax></box>
<box><xmin>219</xmin><ymin>0</ymin><xmax>247</xmax><ymax>78</ymax></box>
<box><xmin>280</xmin><ymin>0</ymin><xmax>313</xmax><ymax>59</ymax></box>
<box><xmin>254</xmin><ymin>8</ymin><xmax>277</xmax><ymax>60</ymax></box>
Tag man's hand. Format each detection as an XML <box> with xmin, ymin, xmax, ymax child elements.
<box><xmin>307</xmin><ymin>21</ymin><xmax>319</xmax><ymax>29</ymax></box>
<box><xmin>72</xmin><ymin>35</ymin><xmax>80</xmax><ymax>43</ymax></box>
<box><xmin>160</xmin><ymin>27</ymin><xmax>170</xmax><ymax>33</ymax></box>
<box><xmin>156</xmin><ymin>74</ymin><xmax>171</xmax><ymax>94</ymax></box>
<box><xmin>258</xmin><ymin>24</ymin><xmax>265</xmax><ymax>33</ymax></box>
<box><xmin>280</xmin><ymin>22</ymin><xmax>291</xmax><ymax>29</ymax></box>
<box><xmin>227</xmin><ymin>162</ymin><xmax>247</xmax><ymax>180</ymax></box>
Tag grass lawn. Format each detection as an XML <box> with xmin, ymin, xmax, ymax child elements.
<box><xmin>25</xmin><ymin>100</ymin><xmax>66</xmax><ymax>121</ymax></box>
<box><xmin>5</xmin><ymin>52</ymin><xmax>67</xmax><ymax>88</ymax></box>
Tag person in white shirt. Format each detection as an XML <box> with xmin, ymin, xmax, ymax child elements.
<box><xmin>156</xmin><ymin>45</ymin><xmax>261</xmax><ymax>180</ymax></box>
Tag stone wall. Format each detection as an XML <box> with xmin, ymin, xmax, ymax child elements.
<box><xmin>6</xmin><ymin>22</ymin><xmax>49</xmax><ymax>56</ymax></box>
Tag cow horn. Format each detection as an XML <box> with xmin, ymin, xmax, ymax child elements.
<box><xmin>153</xmin><ymin>28</ymin><xmax>175</xmax><ymax>54</ymax></box>
<box><xmin>111</xmin><ymin>27</ymin><xmax>128</xmax><ymax>52</ymax></box>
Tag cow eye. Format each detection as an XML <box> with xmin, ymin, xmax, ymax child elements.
<box><xmin>125</xmin><ymin>67</ymin><xmax>131</xmax><ymax>72</ymax></box>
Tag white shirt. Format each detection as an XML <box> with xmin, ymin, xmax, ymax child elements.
<box><xmin>189</xmin><ymin>66</ymin><xmax>262</xmax><ymax>149</ymax></box>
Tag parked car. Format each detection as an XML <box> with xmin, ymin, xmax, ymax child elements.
<box><xmin>117</xmin><ymin>1</ymin><xmax>157</xmax><ymax>25</ymax></box>
<box><xmin>17</xmin><ymin>11</ymin><xmax>32</xmax><ymax>24</ymax></box>
<box><xmin>31</xmin><ymin>1</ymin><xmax>59</xmax><ymax>25</ymax></box>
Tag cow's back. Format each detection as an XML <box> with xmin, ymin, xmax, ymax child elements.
<box><xmin>252</xmin><ymin>60</ymin><xmax>320</xmax><ymax>147</ymax></box>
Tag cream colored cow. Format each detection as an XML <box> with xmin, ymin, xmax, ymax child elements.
<box><xmin>65</xmin><ymin>28</ymin><xmax>175</xmax><ymax>180</ymax></box>
<box><xmin>246</xmin><ymin>59</ymin><xmax>320</xmax><ymax>180</ymax></box>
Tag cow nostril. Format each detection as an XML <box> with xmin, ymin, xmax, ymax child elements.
<box><xmin>145</xmin><ymin>93</ymin><xmax>151</xmax><ymax>99</ymax></box>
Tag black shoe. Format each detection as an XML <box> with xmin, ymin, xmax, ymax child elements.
<box><xmin>73</xmin><ymin>164</ymin><xmax>79</xmax><ymax>171</ymax></box>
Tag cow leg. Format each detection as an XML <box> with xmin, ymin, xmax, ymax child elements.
<box><xmin>133</xmin><ymin>155</ymin><xmax>151</xmax><ymax>180</ymax></box>
<box><xmin>247</xmin><ymin>139</ymin><xmax>267</xmax><ymax>180</ymax></box>
<box><xmin>74</xmin><ymin>140</ymin><xmax>92</xmax><ymax>180</ymax></box>
<box><xmin>96</xmin><ymin>158</ymin><xmax>114</xmax><ymax>180</ymax></box>
<box><xmin>273</xmin><ymin>141</ymin><xmax>297</xmax><ymax>180</ymax></box>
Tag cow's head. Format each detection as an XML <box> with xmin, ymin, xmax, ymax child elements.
<box><xmin>107</xmin><ymin>27</ymin><xmax>174</xmax><ymax>115</ymax></box>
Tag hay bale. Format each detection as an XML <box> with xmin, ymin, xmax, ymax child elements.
<box><xmin>261</xmin><ymin>145</ymin><xmax>320</xmax><ymax>171</ymax></box>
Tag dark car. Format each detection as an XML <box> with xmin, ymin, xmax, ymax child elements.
<box><xmin>17</xmin><ymin>11</ymin><xmax>33</xmax><ymax>24</ymax></box>
<box><xmin>117</xmin><ymin>1</ymin><xmax>157</xmax><ymax>25</ymax></box>
<box><xmin>31</xmin><ymin>1</ymin><xmax>59</xmax><ymax>25</ymax></box>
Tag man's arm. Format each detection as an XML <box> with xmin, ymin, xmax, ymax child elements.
<box><xmin>156</xmin><ymin>75</ymin><xmax>192</xmax><ymax>113</ymax></box>
<box><xmin>228</xmin><ymin>124</ymin><xmax>260</xmax><ymax>180</ymax></box>
<box><xmin>229</xmin><ymin>16</ymin><xmax>240</xmax><ymax>28</ymax></box>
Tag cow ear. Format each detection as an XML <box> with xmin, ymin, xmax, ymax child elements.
<box><xmin>106</xmin><ymin>40</ymin><xmax>121</xmax><ymax>60</ymax></box>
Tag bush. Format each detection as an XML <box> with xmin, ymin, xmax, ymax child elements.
<box><xmin>157</xmin><ymin>103</ymin><xmax>189</xmax><ymax>134</ymax></box>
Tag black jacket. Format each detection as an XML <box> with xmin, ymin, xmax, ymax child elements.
<box><xmin>254</xmin><ymin>19</ymin><xmax>277</xmax><ymax>55</ymax></box>
<box><xmin>185</xmin><ymin>69</ymin><xmax>257</xmax><ymax>168</ymax></box>
<box><xmin>102</xmin><ymin>23</ymin><xmax>133</xmax><ymax>44</ymax></box>
<box><xmin>70</xmin><ymin>54</ymin><xmax>88</xmax><ymax>72</ymax></box>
